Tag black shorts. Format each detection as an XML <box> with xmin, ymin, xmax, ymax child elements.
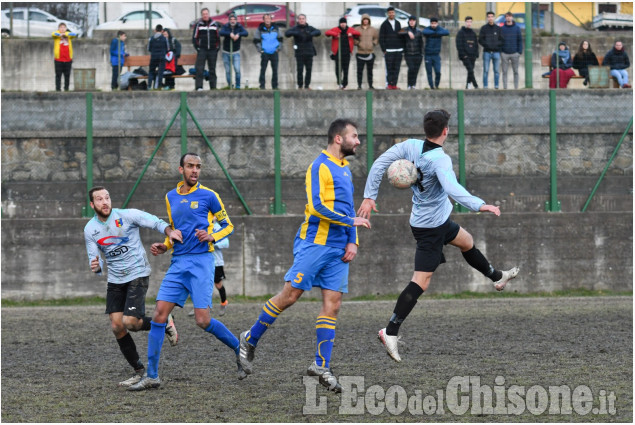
<box><xmin>411</xmin><ymin>219</ymin><xmax>461</xmax><ymax>272</ymax></box>
<box><xmin>214</xmin><ymin>266</ymin><xmax>225</xmax><ymax>284</ymax></box>
<box><xmin>105</xmin><ymin>276</ymin><xmax>149</xmax><ymax>318</ymax></box>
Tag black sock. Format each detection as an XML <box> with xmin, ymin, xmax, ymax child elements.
<box><xmin>218</xmin><ymin>285</ymin><xmax>227</xmax><ymax>303</ymax></box>
<box><xmin>116</xmin><ymin>333</ymin><xmax>143</xmax><ymax>371</ymax></box>
<box><xmin>462</xmin><ymin>246</ymin><xmax>502</xmax><ymax>282</ymax></box>
<box><xmin>386</xmin><ymin>281</ymin><xmax>424</xmax><ymax>336</ymax></box>
<box><xmin>140</xmin><ymin>316</ymin><xmax>152</xmax><ymax>331</ymax></box>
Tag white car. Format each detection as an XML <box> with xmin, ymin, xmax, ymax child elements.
<box><xmin>344</xmin><ymin>5</ymin><xmax>430</xmax><ymax>29</ymax></box>
<box><xmin>96</xmin><ymin>9</ymin><xmax>177</xmax><ymax>30</ymax></box>
<box><xmin>1</xmin><ymin>7</ymin><xmax>83</xmax><ymax>37</ymax></box>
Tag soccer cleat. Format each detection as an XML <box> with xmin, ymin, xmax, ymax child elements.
<box><xmin>494</xmin><ymin>266</ymin><xmax>520</xmax><ymax>291</ymax></box>
<box><xmin>219</xmin><ymin>300</ymin><xmax>228</xmax><ymax>316</ymax></box>
<box><xmin>165</xmin><ymin>313</ymin><xmax>179</xmax><ymax>346</ymax></box>
<box><xmin>238</xmin><ymin>331</ymin><xmax>256</xmax><ymax>374</ymax></box>
<box><xmin>127</xmin><ymin>375</ymin><xmax>161</xmax><ymax>391</ymax></box>
<box><xmin>236</xmin><ymin>354</ymin><xmax>247</xmax><ymax>380</ymax></box>
<box><xmin>307</xmin><ymin>362</ymin><xmax>341</xmax><ymax>393</ymax></box>
<box><xmin>378</xmin><ymin>328</ymin><xmax>402</xmax><ymax>362</ymax></box>
<box><xmin>118</xmin><ymin>372</ymin><xmax>143</xmax><ymax>387</ymax></box>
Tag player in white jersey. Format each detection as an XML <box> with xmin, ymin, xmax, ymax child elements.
<box><xmin>83</xmin><ymin>186</ymin><xmax>182</xmax><ymax>386</ymax></box>
<box><xmin>358</xmin><ymin>109</ymin><xmax>519</xmax><ymax>362</ymax></box>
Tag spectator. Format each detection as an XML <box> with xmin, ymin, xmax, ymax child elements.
<box><xmin>254</xmin><ymin>14</ymin><xmax>283</xmax><ymax>89</ymax></box>
<box><xmin>110</xmin><ymin>31</ymin><xmax>129</xmax><ymax>90</ymax></box>
<box><xmin>354</xmin><ymin>14</ymin><xmax>378</xmax><ymax>90</ymax></box>
<box><xmin>192</xmin><ymin>8</ymin><xmax>221</xmax><ymax>90</ymax></box>
<box><xmin>379</xmin><ymin>6</ymin><xmax>404</xmax><ymax>90</ymax></box>
<box><xmin>147</xmin><ymin>24</ymin><xmax>168</xmax><ymax>90</ymax></box>
<box><xmin>325</xmin><ymin>18</ymin><xmax>360</xmax><ymax>90</ymax></box>
<box><xmin>456</xmin><ymin>16</ymin><xmax>479</xmax><ymax>89</ymax></box>
<box><xmin>479</xmin><ymin>11</ymin><xmax>504</xmax><ymax>89</ymax></box>
<box><xmin>500</xmin><ymin>12</ymin><xmax>522</xmax><ymax>89</ymax></box>
<box><xmin>52</xmin><ymin>23</ymin><xmax>77</xmax><ymax>92</ymax></box>
<box><xmin>604</xmin><ymin>41</ymin><xmax>631</xmax><ymax>89</ymax></box>
<box><xmin>572</xmin><ymin>40</ymin><xmax>599</xmax><ymax>86</ymax></box>
<box><xmin>549</xmin><ymin>41</ymin><xmax>575</xmax><ymax>88</ymax></box>
<box><xmin>219</xmin><ymin>13</ymin><xmax>248</xmax><ymax>89</ymax></box>
<box><xmin>401</xmin><ymin>16</ymin><xmax>424</xmax><ymax>90</ymax></box>
<box><xmin>422</xmin><ymin>17</ymin><xmax>449</xmax><ymax>89</ymax></box>
<box><xmin>162</xmin><ymin>28</ymin><xmax>181</xmax><ymax>90</ymax></box>
<box><xmin>285</xmin><ymin>14</ymin><xmax>321</xmax><ymax>90</ymax></box>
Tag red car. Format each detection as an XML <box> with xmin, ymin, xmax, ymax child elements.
<box><xmin>210</xmin><ymin>3</ymin><xmax>295</xmax><ymax>29</ymax></box>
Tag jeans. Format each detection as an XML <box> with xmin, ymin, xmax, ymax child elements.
<box><xmin>501</xmin><ymin>52</ymin><xmax>520</xmax><ymax>89</ymax></box>
<box><xmin>148</xmin><ymin>57</ymin><xmax>165</xmax><ymax>89</ymax></box>
<box><xmin>54</xmin><ymin>60</ymin><xmax>72</xmax><ymax>91</ymax></box>
<box><xmin>222</xmin><ymin>51</ymin><xmax>241</xmax><ymax>88</ymax></box>
<box><xmin>424</xmin><ymin>54</ymin><xmax>441</xmax><ymax>88</ymax></box>
<box><xmin>295</xmin><ymin>54</ymin><xmax>313</xmax><ymax>88</ymax></box>
<box><xmin>195</xmin><ymin>47</ymin><xmax>218</xmax><ymax>89</ymax></box>
<box><xmin>356</xmin><ymin>54</ymin><xmax>374</xmax><ymax>88</ymax></box>
<box><xmin>482</xmin><ymin>51</ymin><xmax>501</xmax><ymax>88</ymax></box>
<box><xmin>610</xmin><ymin>69</ymin><xmax>629</xmax><ymax>87</ymax></box>
<box><xmin>111</xmin><ymin>65</ymin><xmax>122</xmax><ymax>89</ymax></box>
<box><xmin>259</xmin><ymin>52</ymin><xmax>279</xmax><ymax>89</ymax></box>
<box><xmin>461</xmin><ymin>57</ymin><xmax>477</xmax><ymax>87</ymax></box>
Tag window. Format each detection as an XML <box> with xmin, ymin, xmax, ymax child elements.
<box><xmin>123</xmin><ymin>11</ymin><xmax>146</xmax><ymax>21</ymax></box>
<box><xmin>395</xmin><ymin>10</ymin><xmax>409</xmax><ymax>20</ymax></box>
<box><xmin>232</xmin><ymin>6</ymin><xmax>247</xmax><ymax>16</ymax></box>
<box><xmin>598</xmin><ymin>4</ymin><xmax>617</xmax><ymax>13</ymax></box>
<box><xmin>151</xmin><ymin>11</ymin><xmax>162</xmax><ymax>19</ymax></box>
<box><xmin>9</xmin><ymin>11</ymin><xmax>25</xmax><ymax>20</ymax></box>
<box><xmin>249</xmin><ymin>5</ymin><xmax>278</xmax><ymax>14</ymax></box>
<box><xmin>360</xmin><ymin>8</ymin><xmax>385</xmax><ymax>17</ymax></box>
<box><xmin>29</xmin><ymin>11</ymin><xmax>49</xmax><ymax>22</ymax></box>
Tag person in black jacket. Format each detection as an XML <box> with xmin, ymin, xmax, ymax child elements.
<box><xmin>478</xmin><ymin>11</ymin><xmax>503</xmax><ymax>89</ymax></box>
<box><xmin>456</xmin><ymin>16</ymin><xmax>479</xmax><ymax>89</ymax></box>
<box><xmin>401</xmin><ymin>16</ymin><xmax>424</xmax><ymax>89</ymax></box>
<box><xmin>379</xmin><ymin>7</ymin><xmax>404</xmax><ymax>89</ymax></box>
<box><xmin>219</xmin><ymin>14</ymin><xmax>248</xmax><ymax>89</ymax></box>
<box><xmin>285</xmin><ymin>14</ymin><xmax>321</xmax><ymax>89</ymax></box>
<box><xmin>192</xmin><ymin>8</ymin><xmax>221</xmax><ymax>90</ymax></box>
<box><xmin>572</xmin><ymin>40</ymin><xmax>598</xmax><ymax>86</ymax></box>
<box><xmin>147</xmin><ymin>24</ymin><xmax>168</xmax><ymax>90</ymax></box>
<box><xmin>604</xmin><ymin>41</ymin><xmax>631</xmax><ymax>88</ymax></box>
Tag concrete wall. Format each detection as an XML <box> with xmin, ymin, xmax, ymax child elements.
<box><xmin>1</xmin><ymin>34</ymin><xmax>632</xmax><ymax>91</ymax></box>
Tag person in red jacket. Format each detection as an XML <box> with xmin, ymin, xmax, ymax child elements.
<box><xmin>325</xmin><ymin>18</ymin><xmax>360</xmax><ymax>89</ymax></box>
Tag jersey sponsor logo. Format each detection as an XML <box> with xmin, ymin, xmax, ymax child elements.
<box><xmin>97</xmin><ymin>236</ymin><xmax>130</xmax><ymax>246</ymax></box>
<box><xmin>114</xmin><ymin>218</ymin><xmax>123</xmax><ymax>228</ymax></box>
<box><xmin>190</xmin><ymin>201</ymin><xmax>199</xmax><ymax>209</ymax></box>
<box><xmin>181</xmin><ymin>199</ymin><xmax>189</xmax><ymax>203</ymax></box>
<box><xmin>108</xmin><ymin>246</ymin><xmax>129</xmax><ymax>257</ymax></box>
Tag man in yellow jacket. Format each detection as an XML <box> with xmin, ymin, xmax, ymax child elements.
<box><xmin>52</xmin><ymin>23</ymin><xmax>78</xmax><ymax>91</ymax></box>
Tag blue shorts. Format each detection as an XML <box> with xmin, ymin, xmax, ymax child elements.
<box><xmin>284</xmin><ymin>237</ymin><xmax>349</xmax><ymax>293</ymax></box>
<box><xmin>157</xmin><ymin>252</ymin><xmax>215</xmax><ymax>308</ymax></box>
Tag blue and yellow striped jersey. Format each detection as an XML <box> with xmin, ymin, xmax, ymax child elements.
<box><xmin>163</xmin><ymin>181</ymin><xmax>233</xmax><ymax>255</ymax></box>
<box><xmin>297</xmin><ymin>150</ymin><xmax>358</xmax><ymax>249</ymax></box>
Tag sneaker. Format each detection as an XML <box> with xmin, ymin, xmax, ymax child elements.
<box><xmin>127</xmin><ymin>374</ymin><xmax>161</xmax><ymax>391</ymax></box>
<box><xmin>165</xmin><ymin>313</ymin><xmax>179</xmax><ymax>346</ymax></box>
<box><xmin>307</xmin><ymin>362</ymin><xmax>341</xmax><ymax>393</ymax></box>
<box><xmin>219</xmin><ymin>300</ymin><xmax>228</xmax><ymax>316</ymax></box>
<box><xmin>118</xmin><ymin>372</ymin><xmax>143</xmax><ymax>387</ymax></box>
<box><xmin>236</xmin><ymin>354</ymin><xmax>247</xmax><ymax>380</ymax></box>
<box><xmin>239</xmin><ymin>331</ymin><xmax>256</xmax><ymax>374</ymax></box>
<box><xmin>188</xmin><ymin>309</ymin><xmax>195</xmax><ymax>317</ymax></box>
<box><xmin>494</xmin><ymin>267</ymin><xmax>520</xmax><ymax>291</ymax></box>
<box><xmin>623</xmin><ymin>83</ymin><xmax>631</xmax><ymax>89</ymax></box>
<box><xmin>378</xmin><ymin>328</ymin><xmax>401</xmax><ymax>362</ymax></box>
<box><xmin>196</xmin><ymin>88</ymin><xmax>203</xmax><ymax>91</ymax></box>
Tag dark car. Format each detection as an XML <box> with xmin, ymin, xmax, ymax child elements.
<box><xmin>494</xmin><ymin>12</ymin><xmax>545</xmax><ymax>29</ymax></box>
<box><xmin>205</xmin><ymin>3</ymin><xmax>295</xmax><ymax>29</ymax></box>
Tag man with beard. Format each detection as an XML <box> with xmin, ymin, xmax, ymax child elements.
<box><xmin>84</xmin><ymin>187</ymin><xmax>182</xmax><ymax>387</ymax></box>
<box><xmin>129</xmin><ymin>153</ymin><xmax>245</xmax><ymax>391</ymax></box>
<box><xmin>238</xmin><ymin>119</ymin><xmax>371</xmax><ymax>393</ymax></box>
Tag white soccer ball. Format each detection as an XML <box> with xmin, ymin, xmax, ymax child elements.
<box><xmin>387</xmin><ymin>159</ymin><xmax>418</xmax><ymax>189</ymax></box>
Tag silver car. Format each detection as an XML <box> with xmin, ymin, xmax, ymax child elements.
<box><xmin>1</xmin><ymin>7</ymin><xmax>83</xmax><ymax>37</ymax></box>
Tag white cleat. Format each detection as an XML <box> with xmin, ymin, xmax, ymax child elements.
<box><xmin>118</xmin><ymin>373</ymin><xmax>143</xmax><ymax>387</ymax></box>
<box><xmin>494</xmin><ymin>267</ymin><xmax>520</xmax><ymax>291</ymax></box>
<box><xmin>378</xmin><ymin>328</ymin><xmax>402</xmax><ymax>362</ymax></box>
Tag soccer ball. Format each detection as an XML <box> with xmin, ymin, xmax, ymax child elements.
<box><xmin>387</xmin><ymin>159</ymin><xmax>418</xmax><ymax>189</ymax></box>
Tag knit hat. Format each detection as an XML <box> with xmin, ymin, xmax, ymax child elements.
<box><xmin>339</xmin><ymin>17</ymin><xmax>347</xmax><ymax>24</ymax></box>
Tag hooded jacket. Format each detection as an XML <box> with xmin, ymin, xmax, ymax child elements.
<box><xmin>164</xmin><ymin>28</ymin><xmax>181</xmax><ymax>58</ymax></box>
<box><xmin>355</xmin><ymin>14</ymin><xmax>379</xmax><ymax>55</ymax></box>
<box><xmin>192</xmin><ymin>18</ymin><xmax>221</xmax><ymax>50</ymax></box>
<box><xmin>147</xmin><ymin>31</ymin><xmax>169</xmax><ymax>59</ymax></box>
<box><xmin>219</xmin><ymin>21</ymin><xmax>248</xmax><ymax>53</ymax></box>
<box><xmin>285</xmin><ymin>22</ymin><xmax>321</xmax><ymax>57</ymax></box>
<box><xmin>402</xmin><ymin>24</ymin><xmax>424</xmax><ymax>57</ymax></box>
<box><xmin>254</xmin><ymin>23</ymin><xmax>282</xmax><ymax>54</ymax></box>
<box><xmin>500</xmin><ymin>21</ymin><xmax>522</xmax><ymax>54</ymax></box>
<box><xmin>379</xmin><ymin>18</ymin><xmax>404</xmax><ymax>52</ymax></box>
<box><xmin>455</xmin><ymin>26</ymin><xmax>479</xmax><ymax>59</ymax></box>
<box><xmin>479</xmin><ymin>23</ymin><xmax>503</xmax><ymax>52</ymax></box>
<box><xmin>325</xmin><ymin>25</ymin><xmax>360</xmax><ymax>55</ymax></box>
<box><xmin>110</xmin><ymin>37</ymin><xmax>127</xmax><ymax>66</ymax></box>
<box><xmin>422</xmin><ymin>25</ymin><xmax>449</xmax><ymax>56</ymax></box>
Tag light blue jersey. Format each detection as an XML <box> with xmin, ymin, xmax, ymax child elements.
<box><xmin>212</xmin><ymin>221</ymin><xmax>228</xmax><ymax>266</ymax></box>
<box><xmin>84</xmin><ymin>208</ymin><xmax>169</xmax><ymax>284</ymax></box>
<box><xmin>363</xmin><ymin>139</ymin><xmax>485</xmax><ymax>228</ymax></box>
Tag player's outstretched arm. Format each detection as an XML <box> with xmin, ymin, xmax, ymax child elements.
<box><xmin>479</xmin><ymin>204</ymin><xmax>501</xmax><ymax>216</ymax></box>
<box><xmin>357</xmin><ymin>199</ymin><xmax>377</xmax><ymax>220</ymax></box>
<box><xmin>150</xmin><ymin>243</ymin><xmax>168</xmax><ymax>256</ymax></box>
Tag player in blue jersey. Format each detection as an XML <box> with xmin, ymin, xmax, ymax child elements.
<box><xmin>238</xmin><ymin>119</ymin><xmax>371</xmax><ymax>392</ymax></box>
<box><xmin>84</xmin><ymin>186</ymin><xmax>183</xmax><ymax>387</ymax></box>
<box><xmin>129</xmin><ymin>153</ymin><xmax>245</xmax><ymax>391</ymax></box>
<box><xmin>358</xmin><ymin>109</ymin><xmax>519</xmax><ymax>362</ymax></box>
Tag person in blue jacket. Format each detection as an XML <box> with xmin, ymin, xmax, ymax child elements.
<box><xmin>219</xmin><ymin>13</ymin><xmax>248</xmax><ymax>89</ymax></box>
<box><xmin>110</xmin><ymin>31</ymin><xmax>129</xmax><ymax>90</ymax></box>
<box><xmin>254</xmin><ymin>14</ymin><xmax>283</xmax><ymax>89</ymax></box>
<box><xmin>422</xmin><ymin>17</ymin><xmax>449</xmax><ymax>89</ymax></box>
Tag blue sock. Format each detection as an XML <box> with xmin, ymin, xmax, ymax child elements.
<box><xmin>147</xmin><ymin>321</ymin><xmax>166</xmax><ymax>379</ymax></box>
<box><xmin>246</xmin><ymin>299</ymin><xmax>281</xmax><ymax>346</ymax></box>
<box><xmin>315</xmin><ymin>316</ymin><xmax>336</xmax><ymax>368</ymax></box>
<box><xmin>205</xmin><ymin>319</ymin><xmax>240</xmax><ymax>354</ymax></box>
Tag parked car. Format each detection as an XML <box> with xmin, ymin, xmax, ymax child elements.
<box><xmin>206</xmin><ymin>3</ymin><xmax>295</xmax><ymax>29</ymax></box>
<box><xmin>494</xmin><ymin>12</ymin><xmax>545</xmax><ymax>29</ymax></box>
<box><xmin>1</xmin><ymin>7</ymin><xmax>83</xmax><ymax>37</ymax></box>
<box><xmin>96</xmin><ymin>9</ymin><xmax>177</xmax><ymax>30</ymax></box>
<box><xmin>343</xmin><ymin>5</ymin><xmax>430</xmax><ymax>29</ymax></box>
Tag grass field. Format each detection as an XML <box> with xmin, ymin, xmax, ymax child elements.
<box><xmin>1</xmin><ymin>296</ymin><xmax>632</xmax><ymax>422</ymax></box>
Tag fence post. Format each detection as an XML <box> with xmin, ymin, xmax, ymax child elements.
<box><xmin>524</xmin><ymin>2</ymin><xmax>533</xmax><ymax>89</ymax></box>
<box><xmin>545</xmin><ymin>90</ymin><xmax>561</xmax><ymax>212</ymax></box>
<box><xmin>454</xmin><ymin>90</ymin><xmax>468</xmax><ymax>212</ymax></box>
<box><xmin>270</xmin><ymin>90</ymin><xmax>285</xmax><ymax>214</ymax></box>
<box><xmin>82</xmin><ymin>92</ymin><xmax>93</xmax><ymax>217</ymax></box>
<box><xmin>366</xmin><ymin>90</ymin><xmax>374</xmax><ymax>174</ymax></box>
<box><xmin>180</xmin><ymin>92</ymin><xmax>188</xmax><ymax>155</ymax></box>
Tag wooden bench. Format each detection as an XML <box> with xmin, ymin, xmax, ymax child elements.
<box><xmin>123</xmin><ymin>53</ymin><xmax>198</xmax><ymax>85</ymax></box>
<box><xmin>541</xmin><ymin>55</ymin><xmax>618</xmax><ymax>87</ymax></box>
